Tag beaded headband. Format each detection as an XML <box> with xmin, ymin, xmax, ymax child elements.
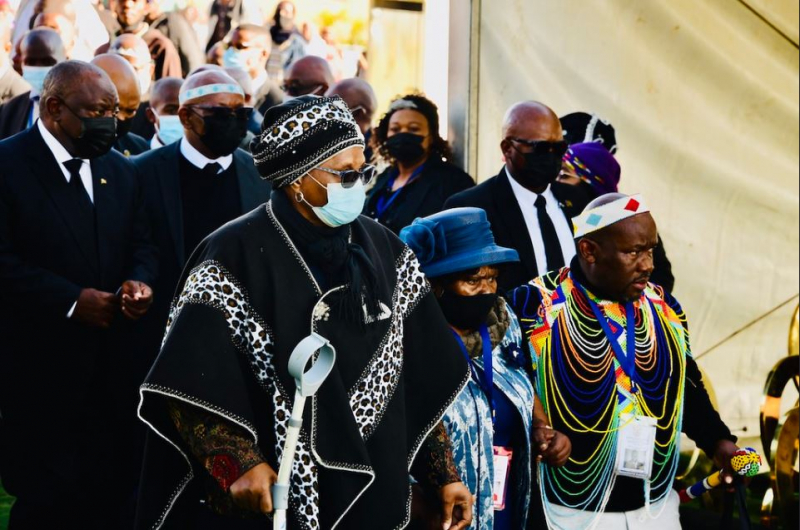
<box><xmin>179</xmin><ymin>83</ymin><xmax>244</xmax><ymax>105</ymax></box>
<box><xmin>572</xmin><ymin>194</ymin><xmax>650</xmax><ymax>238</ymax></box>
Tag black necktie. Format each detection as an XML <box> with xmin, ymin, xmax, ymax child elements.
<box><xmin>535</xmin><ymin>195</ymin><xmax>565</xmax><ymax>272</ymax></box>
<box><xmin>64</xmin><ymin>159</ymin><xmax>93</xmax><ymax>211</ymax></box>
<box><xmin>203</xmin><ymin>162</ymin><xmax>222</xmax><ymax>177</ymax></box>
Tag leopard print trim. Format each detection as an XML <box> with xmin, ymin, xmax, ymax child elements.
<box><xmin>346</xmin><ymin>247</ymin><xmax>431</xmax><ymax>440</ymax></box>
<box><xmin>160</xmin><ymin>261</ymin><xmax>321</xmax><ymax>530</ymax></box>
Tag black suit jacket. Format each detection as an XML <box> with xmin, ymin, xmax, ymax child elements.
<box><xmin>0</xmin><ymin>90</ymin><xmax>32</xmax><ymax>140</ymax></box>
<box><xmin>445</xmin><ymin>167</ymin><xmax>591</xmax><ymax>292</ymax></box>
<box><xmin>115</xmin><ymin>132</ymin><xmax>151</xmax><ymax>158</ymax></box>
<box><xmin>134</xmin><ymin>143</ymin><xmax>271</xmax><ymax>353</ymax></box>
<box><xmin>0</xmin><ymin>68</ymin><xmax>30</xmax><ymax>105</ymax></box>
<box><xmin>0</xmin><ymin>126</ymin><xmax>157</xmax><ymax>480</ymax></box>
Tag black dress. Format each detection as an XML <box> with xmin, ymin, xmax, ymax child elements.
<box><xmin>365</xmin><ymin>157</ymin><xmax>474</xmax><ymax>234</ymax></box>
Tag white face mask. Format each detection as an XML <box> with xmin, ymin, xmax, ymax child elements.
<box><xmin>22</xmin><ymin>65</ymin><xmax>52</xmax><ymax>96</ymax></box>
<box><xmin>301</xmin><ymin>176</ymin><xmax>366</xmax><ymax>228</ymax></box>
<box><xmin>153</xmin><ymin>110</ymin><xmax>184</xmax><ymax>145</ymax></box>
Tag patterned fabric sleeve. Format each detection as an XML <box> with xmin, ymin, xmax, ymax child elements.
<box><xmin>168</xmin><ymin>399</ymin><xmax>266</xmax><ymax>492</ymax></box>
<box><xmin>424</xmin><ymin>422</ymin><xmax>462</xmax><ymax>489</ymax></box>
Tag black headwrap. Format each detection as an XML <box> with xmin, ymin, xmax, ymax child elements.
<box><xmin>251</xmin><ymin>96</ymin><xmax>365</xmax><ymax>188</ymax></box>
<box><xmin>560</xmin><ymin>111</ymin><xmax>618</xmax><ymax>154</ymax></box>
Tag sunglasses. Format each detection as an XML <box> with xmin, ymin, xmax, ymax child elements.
<box><xmin>508</xmin><ymin>138</ymin><xmax>569</xmax><ymax>157</ymax></box>
<box><xmin>281</xmin><ymin>81</ymin><xmax>323</xmax><ymax>97</ymax></box>
<box><xmin>189</xmin><ymin>106</ymin><xmax>254</xmax><ymax>121</ymax></box>
<box><xmin>313</xmin><ymin>164</ymin><xmax>377</xmax><ymax>189</ymax></box>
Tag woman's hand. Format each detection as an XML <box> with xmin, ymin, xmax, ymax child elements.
<box><xmin>439</xmin><ymin>481</ymin><xmax>474</xmax><ymax>530</ymax></box>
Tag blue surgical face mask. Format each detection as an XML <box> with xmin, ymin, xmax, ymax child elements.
<box><xmin>22</xmin><ymin>65</ymin><xmax>52</xmax><ymax>96</ymax></box>
<box><xmin>154</xmin><ymin>112</ymin><xmax>184</xmax><ymax>145</ymax></box>
<box><xmin>222</xmin><ymin>47</ymin><xmax>246</xmax><ymax>70</ymax></box>
<box><xmin>303</xmin><ymin>176</ymin><xmax>366</xmax><ymax>227</ymax></box>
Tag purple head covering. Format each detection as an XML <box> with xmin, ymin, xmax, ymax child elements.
<box><xmin>563</xmin><ymin>142</ymin><xmax>621</xmax><ymax>196</ymax></box>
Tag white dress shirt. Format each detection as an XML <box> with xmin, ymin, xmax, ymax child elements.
<box><xmin>179</xmin><ymin>137</ymin><xmax>233</xmax><ymax>173</ymax></box>
<box><xmin>38</xmin><ymin>119</ymin><xmax>95</xmax><ymax>318</ymax></box>
<box><xmin>38</xmin><ymin>119</ymin><xmax>94</xmax><ymax>201</ymax></box>
<box><xmin>150</xmin><ymin>134</ymin><xmax>164</xmax><ymax>150</ymax></box>
<box><xmin>505</xmin><ymin>166</ymin><xmax>576</xmax><ymax>276</ymax></box>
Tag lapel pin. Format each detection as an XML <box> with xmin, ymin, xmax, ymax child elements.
<box><xmin>100</xmin><ymin>178</ymin><xmax>108</xmax><ymax>185</ymax></box>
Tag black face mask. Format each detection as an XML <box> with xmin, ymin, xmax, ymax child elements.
<box><xmin>438</xmin><ymin>291</ymin><xmax>498</xmax><ymax>331</ymax></box>
<box><xmin>116</xmin><ymin>118</ymin><xmax>133</xmax><ymax>139</ymax></box>
<box><xmin>513</xmin><ymin>149</ymin><xmax>563</xmax><ymax>190</ymax></box>
<box><xmin>197</xmin><ymin>113</ymin><xmax>249</xmax><ymax>158</ymax></box>
<box><xmin>386</xmin><ymin>132</ymin><xmax>426</xmax><ymax>164</ymax></box>
<box><xmin>62</xmin><ymin>103</ymin><xmax>117</xmax><ymax>159</ymax></box>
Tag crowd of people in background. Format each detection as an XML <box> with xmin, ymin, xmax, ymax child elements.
<box><xmin>0</xmin><ymin>1</ymin><xmax>742</xmax><ymax>530</ymax></box>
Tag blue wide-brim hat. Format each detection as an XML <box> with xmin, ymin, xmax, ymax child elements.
<box><xmin>399</xmin><ymin>207</ymin><xmax>520</xmax><ymax>279</ymax></box>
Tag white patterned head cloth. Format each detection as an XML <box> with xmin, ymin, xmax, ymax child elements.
<box><xmin>572</xmin><ymin>193</ymin><xmax>650</xmax><ymax>238</ymax></box>
<box><xmin>251</xmin><ymin>95</ymin><xmax>365</xmax><ymax>188</ymax></box>
<box><xmin>179</xmin><ymin>83</ymin><xmax>245</xmax><ymax>105</ymax></box>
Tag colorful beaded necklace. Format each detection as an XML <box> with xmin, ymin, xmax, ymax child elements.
<box><xmin>527</xmin><ymin>269</ymin><xmax>688</xmax><ymax>529</ymax></box>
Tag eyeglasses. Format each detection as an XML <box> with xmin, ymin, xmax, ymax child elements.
<box><xmin>189</xmin><ymin>106</ymin><xmax>254</xmax><ymax>121</ymax></box>
<box><xmin>312</xmin><ymin>164</ymin><xmax>377</xmax><ymax>189</ymax></box>
<box><xmin>508</xmin><ymin>138</ymin><xmax>569</xmax><ymax>157</ymax></box>
<box><xmin>281</xmin><ymin>81</ymin><xmax>323</xmax><ymax>97</ymax></box>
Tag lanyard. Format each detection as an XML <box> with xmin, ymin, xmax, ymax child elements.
<box><xmin>374</xmin><ymin>164</ymin><xmax>425</xmax><ymax>219</ymax></box>
<box><xmin>580</xmin><ymin>287</ymin><xmax>637</xmax><ymax>386</ymax></box>
<box><xmin>452</xmin><ymin>325</ymin><xmax>496</xmax><ymax>424</ymax></box>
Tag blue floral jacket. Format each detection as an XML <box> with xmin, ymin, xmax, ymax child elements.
<box><xmin>441</xmin><ymin>302</ymin><xmax>535</xmax><ymax>529</ymax></box>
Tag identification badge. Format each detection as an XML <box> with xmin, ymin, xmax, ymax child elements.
<box><xmin>615</xmin><ymin>414</ymin><xmax>657</xmax><ymax>480</ymax></box>
<box><xmin>492</xmin><ymin>447</ymin><xmax>513</xmax><ymax>511</ymax></box>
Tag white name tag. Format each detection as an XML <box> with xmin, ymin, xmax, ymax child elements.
<box><xmin>493</xmin><ymin>447</ymin><xmax>513</xmax><ymax>511</ymax></box>
<box><xmin>615</xmin><ymin>414</ymin><xmax>657</xmax><ymax>480</ymax></box>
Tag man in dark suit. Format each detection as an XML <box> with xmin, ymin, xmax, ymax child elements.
<box><xmin>134</xmin><ymin>69</ymin><xmax>270</xmax><ymax>379</ymax></box>
<box><xmin>0</xmin><ymin>61</ymin><xmax>157</xmax><ymax>529</ymax></box>
<box><xmin>92</xmin><ymin>53</ymin><xmax>150</xmax><ymax>157</ymax></box>
<box><xmin>0</xmin><ymin>28</ymin><xmax>65</xmax><ymax>140</ymax></box>
<box><xmin>445</xmin><ymin>101</ymin><xmax>591</xmax><ymax>292</ymax></box>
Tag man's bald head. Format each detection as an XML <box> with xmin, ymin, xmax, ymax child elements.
<box><xmin>20</xmin><ymin>27</ymin><xmax>66</xmax><ymax>67</ymax></box>
<box><xmin>501</xmin><ymin>101</ymin><xmax>562</xmax><ymax>141</ymax></box>
<box><xmin>500</xmin><ymin>101</ymin><xmax>567</xmax><ymax>193</ymax></box>
<box><xmin>33</xmin><ymin>12</ymin><xmax>76</xmax><ymax>53</ymax></box>
<box><xmin>92</xmin><ymin>53</ymin><xmax>141</xmax><ymax>122</ymax></box>
<box><xmin>109</xmin><ymin>33</ymin><xmax>151</xmax><ymax>70</ymax></box>
<box><xmin>284</xmin><ymin>56</ymin><xmax>334</xmax><ymax>97</ymax></box>
<box><xmin>326</xmin><ymin>78</ymin><xmax>377</xmax><ymax>134</ymax></box>
<box><xmin>150</xmin><ymin>76</ymin><xmax>182</xmax><ymax>112</ymax></box>
<box><xmin>180</xmin><ymin>70</ymin><xmax>244</xmax><ymax>108</ymax></box>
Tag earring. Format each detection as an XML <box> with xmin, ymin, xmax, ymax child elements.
<box><xmin>295</xmin><ymin>191</ymin><xmax>305</xmax><ymax>203</ymax></box>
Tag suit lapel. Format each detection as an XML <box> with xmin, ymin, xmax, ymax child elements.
<box><xmin>91</xmin><ymin>157</ymin><xmax>119</xmax><ymax>283</ymax></box>
<box><xmin>158</xmin><ymin>143</ymin><xmax>186</xmax><ymax>269</ymax></box>
<box><xmin>493</xmin><ymin>169</ymin><xmax>539</xmax><ymax>278</ymax></box>
<box><xmin>11</xmin><ymin>97</ymin><xmax>31</xmax><ymax>135</ymax></box>
<box><xmin>28</xmin><ymin>127</ymin><xmax>100</xmax><ymax>274</ymax></box>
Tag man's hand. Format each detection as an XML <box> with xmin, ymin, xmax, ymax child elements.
<box><xmin>713</xmin><ymin>439</ymin><xmax>745</xmax><ymax>492</ymax></box>
<box><xmin>542</xmin><ymin>431</ymin><xmax>572</xmax><ymax>467</ymax></box>
<box><xmin>439</xmin><ymin>481</ymin><xmax>473</xmax><ymax>530</ymax></box>
<box><xmin>229</xmin><ymin>463</ymin><xmax>279</xmax><ymax>514</ymax></box>
<box><xmin>73</xmin><ymin>288</ymin><xmax>119</xmax><ymax>329</ymax></box>
<box><xmin>120</xmin><ymin>280</ymin><xmax>153</xmax><ymax>321</ymax></box>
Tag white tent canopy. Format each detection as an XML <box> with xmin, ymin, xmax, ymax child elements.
<box><xmin>443</xmin><ymin>0</ymin><xmax>799</xmax><ymax>436</ymax></box>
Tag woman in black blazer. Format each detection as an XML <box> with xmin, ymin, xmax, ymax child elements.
<box><xmin>365</xmin><ymin>94</ymin><xmax>474</xmax><ymax>234</ymax></box>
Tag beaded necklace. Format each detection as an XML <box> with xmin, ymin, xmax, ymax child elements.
<box><xmin>528</xmin><ymin>270</ymin><xmax>687</xmax><ymax>529</ymax></box>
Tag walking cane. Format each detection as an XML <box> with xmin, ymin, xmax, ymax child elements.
<box><xmin>272</xmin><ymin>332</ymin><xmax>336</xmax><ymax>530</ymax></box>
